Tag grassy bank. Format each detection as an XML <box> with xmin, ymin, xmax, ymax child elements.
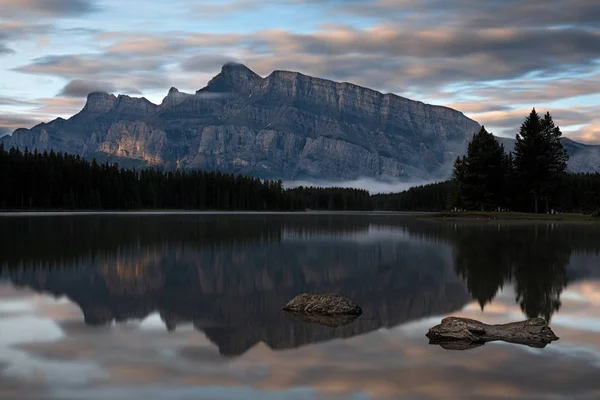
<box><xmin>420</xmin><ymin>211</ymin><xmax>600</xmax><ymax>222</ymax></box>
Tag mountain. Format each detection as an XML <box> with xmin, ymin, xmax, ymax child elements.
<box><xmin>1</xmin><ymin>63</ymin><xmax>481</xmax><ymax>180</ymax></box>
<box><xmin>3</xmin><ymin>62</ymin><xmax>598</xmax><ymax>179</ymax></box>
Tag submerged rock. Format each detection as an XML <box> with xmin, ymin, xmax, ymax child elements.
<box><xmin>285</xmin><ymin>311</ymin><xmax>360</xmax><ymax>328</ymax></box>
<box><xmin>282</xmin><ymin>293</ymin><xmax>362</xmax><ymax>315</ymax></box>
<box><xmin>426</xmin><ymin>317</ymin><xmax>559</xmax><ymax>350</ymax></box>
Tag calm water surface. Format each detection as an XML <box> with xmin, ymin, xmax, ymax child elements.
<box><xmin>1</xmin><ymin>213</ymin><xmax>600</xmax><ymax>399</ymax></box>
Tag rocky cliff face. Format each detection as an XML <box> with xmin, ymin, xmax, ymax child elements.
<box><xmin>1</xmin><ymin>63</ymin><xmax>481</xmax><ymax>180</ymax></box>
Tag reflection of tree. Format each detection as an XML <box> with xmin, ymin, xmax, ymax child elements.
<box><xmin>453</xmin><ymin>224</ymin><xmax>512</xmax><ymax>310</ymax></box>
<box><xmin>511</xmin><ymin>225</ymin><xmax>569</xmax><ymax>322</ymax></box>
<box><xmin>452</xmin><ymin>223</ymin><xmax>570</xmax><ymax>321</ymax></box>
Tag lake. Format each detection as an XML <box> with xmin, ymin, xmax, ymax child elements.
<box><xmin>1</xmin><ymin>213</ymin><xmax>600</xmax><ymax>399</ymax></box>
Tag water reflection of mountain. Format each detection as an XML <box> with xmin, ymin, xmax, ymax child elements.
<box><xmin>0</xmin><ymin>214</ymin><xmax>469</xmax><ymax>356</ymax></box>
<box><xmin>2</xmin><ymin>214</ymin><xmax>600</xmax><ymax>354</ymax></box>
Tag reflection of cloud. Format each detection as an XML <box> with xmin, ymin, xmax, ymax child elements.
<box><xmin>0</xmin><ymin>279</ymin><xmax>600</xmax><ymax>399</ymax></box>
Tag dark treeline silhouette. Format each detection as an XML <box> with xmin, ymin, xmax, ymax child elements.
<box><xmin>372</xmin><ymin>181</ymin><xmax>454</xmax><ymax>211</ymax></box>
<box><xmin>376</xmin><ymin>109</ymin><xmax>600</xmax><ymax>214</ymax></box>
<box><xmin>286</xmin><ymin>186</ymin><xmax>374</xmax><ymax>211</ymax></box>
<box><xmin>373</xmin><ymin>174</ymin><xmax>600</xmax><ymax>213</ymax></box>
<box><xmin>0</xmin><ymin>214</ymin><xmax>377</xmax><ymax>267</ymax></box>
<box><xmin>0</xmin><ymin>144</ymin><xmax>372</xmax><ymax>211</ymax></box>
<box><xmin>454</xmin><ymin>109</ymin><xmax>569</xmax><ymax>213</ymax></box>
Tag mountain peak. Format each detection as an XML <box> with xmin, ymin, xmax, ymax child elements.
<box><xmin>161</xmin><ymin>87</ymin><xmax>192</xmax><ymax>107</ymax></box>
<box><xmin>200</xmin><ymin>62</ymin><xmax>262</xmax><ymax>95</ymax></box>
<box><xmin>221</xmin><ymin>62</ymin><xmax>254</xmax><ymax>73</ymax></box>
<box><xmin>82</xmin><ymin>92</ymin><xmax>118</xmax><ymax>114</ymax></box>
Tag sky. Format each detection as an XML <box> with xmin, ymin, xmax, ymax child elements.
<box><xmin>0</xmin><ymin>0</ymin><xmax>600</xmax><ymax>143</ymax></box>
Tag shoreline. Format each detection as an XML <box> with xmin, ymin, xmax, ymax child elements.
<box><xmin>420</xmin><ymin>211</ymin><xmax>599</xmax><ymax>222</ymax></box>
<box><xmin>0</xmin><ymin>210</ymin><xmax>427</xmax><ymax>217</ymax></box>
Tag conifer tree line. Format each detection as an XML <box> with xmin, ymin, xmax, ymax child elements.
<box><xmin>371</xmin><ymin>181</ymin><xmax>454</xmax><ymax>212</ymax></box>
<box><xmin>454</xmin><ymin>108</ymin><xmax>569</xmax><ymax>213</ymax></box>
<box><xmin>377</xmin><ymin>109</ymin><xmax>600</xmax><ymax>214</ymax></box>
<box><xmin>0</xmin><ymin>144</ymin><xmax>372</xmax><ymax>211</ymax></box>
<box><xmin>3</xmin><ymin>109</ymin><xmax>598</xmax><ymax>213</ymax></box>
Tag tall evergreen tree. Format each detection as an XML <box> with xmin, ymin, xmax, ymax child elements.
<box><xmin>452</xmin><ymin>126</ymin><xmax>507</xmax><ymax>211</ymax></box>
<box><xmin>514</xmin><ymin>109</ymin><xmax>569</xmax><ymax>213</ymax></box>
<box><xmin>451</xmin><ymin>156</ymin><xmax>467</xmax><ymax>209</ymax></box>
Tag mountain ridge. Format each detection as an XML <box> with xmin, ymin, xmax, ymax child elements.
<box><xmin>2</xmin><ymin>63</ymin><xmax>598</xmax><ymax>178</ymax></box>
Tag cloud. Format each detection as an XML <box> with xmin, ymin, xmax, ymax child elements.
<box><xmin>569</xmin><ymin>124</ymin><xmax>600</xmax><ymax>144</ymax></box>
<box><xmin>180</xmin><ymin>54</ymin><xmax>240</xmax><ymax>73</ymax></box>
<box><xmin>0</xmin><ymin>0</ymin><xmax>98</xmax><ymax>17</ymax></box>
<box><xmin>17</xmin><ymin>21</ymin><xmax>600</xmax><ymax>92</ymax></box>
<box><xmin>461</xmin><ymin>73</ymin><xmax>600</xmax><ymax>107</ymax></box>
<box><xmin>0</xmin><ymin>44</ymin><xmax>14</xmax><ymax>54</ymax></box>
<box><xmin>14</xmin><ymin>55</ymin><xmax>169</xmax><ymax>95</ymax></box>
<box><xmin>16</xmin><ymin>54</ymin><xmax>164</xmax><ymax>77</ymax></box>
<box><xmin>0</xmin><ymin>22</ymin><xmax>54</xmax><ymax>57</ymax></box>
<box><xmin>187</xmin><ymin>0</ymin><xmax>350</xmax><ymax>17</ymax></box>
<box><xmin>32</xmin><ymin>97</ymin><xmax>86</xmax><ymax>116</ymax></box>
<box><xmin>58</xmin><ymin>79</ymin><xmax>117</xmax><ymax>97</ymax></box>
<box><xmin>0</xmin><ymin>97</ymin><xmax>86</xmax><ymax>134</ymax></box>
<box><xmin>0</xmin><ymin>114</ymin><xmax>43</xmax><ymax>135</ymax></box>
<box><xmin>5</xmin><ymin>0</ymin><xmax>600</xmax><ymax>142</ymax></box>
<box><xmin>343</xmin><ymin>0</ymin><xmax>600</xmax><ymax>29</ymax></box>
<box><xmin>188</xmin><ymin>0</ymin><xmax>268</xmax><ymax>16</ymax></box>
<box><xmin>445</xmin><ymin>101</ymin><xmax>514</xmax><ymax>114</ymax></box>
<box><xmin>466</xmin><ymin>106</ymin><xmax>600</xmax><ymax>140</ymax></box>
<box><xmin>194</xmin><ymin>92</ymin><xmax>234</xmax><ymax>99</ymax></box>
<box><xmin>106</xmin><ymin>38</ymin><xmax>187</xmax><ymax>56</ymax></box>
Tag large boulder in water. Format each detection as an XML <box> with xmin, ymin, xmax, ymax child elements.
<box><xmin>282</xmin><ymin>293</ymin><xmax>362</xmax><ymax>315</ymax></box>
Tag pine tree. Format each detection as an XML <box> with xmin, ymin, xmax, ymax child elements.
<box><xmin>451</xmin><ymin>156</ymin><xmax>467</xmax><ymax>209</ymax></box>
<box><xmin>452</xmin><ymin>126</ymin><xmax>507</xmax><ymax>211</ymax></box>
<box><xmin>514</xmin><ymin>109</ymin><xmax>569</xmax><ymax>213</ymax></box>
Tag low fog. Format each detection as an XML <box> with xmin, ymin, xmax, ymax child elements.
<box><xmin>282</xmin><ymin>178</ymin><xmax>440</xmax><ymax>194</ymax></box>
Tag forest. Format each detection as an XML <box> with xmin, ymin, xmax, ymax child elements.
<box><xmin>373</xmin><ymin>174</ymin><xmax>600</xmax><ymax>214</ymax></box>
<box><xmin>376</xmin><ymin>109</ymin><xmax>600</xmax><ymax>214</ymax></box>
<box><xmin>0</xmin><ymin>144</ymin><xmax>371</xmax><ymax>211</ymax></box>
<box><xmin>2</xmin><ymin>109</ymin><xmax>599</xmax><ymax>213</ymax></box>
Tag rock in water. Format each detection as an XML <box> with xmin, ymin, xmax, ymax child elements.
<box><xmin>426</xmin><ymin>317</ymin><xmax>559</xmax><ymax>350</ymax></box>
<box><xmin>285</xmin><ymin>311</ymin><xmax>360</xmax><ymax>328</ymax></box>
<box><xmin>282</xmin><ymin>293</ymin><xmax>362</xmax><ymax>315</ymax></box>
